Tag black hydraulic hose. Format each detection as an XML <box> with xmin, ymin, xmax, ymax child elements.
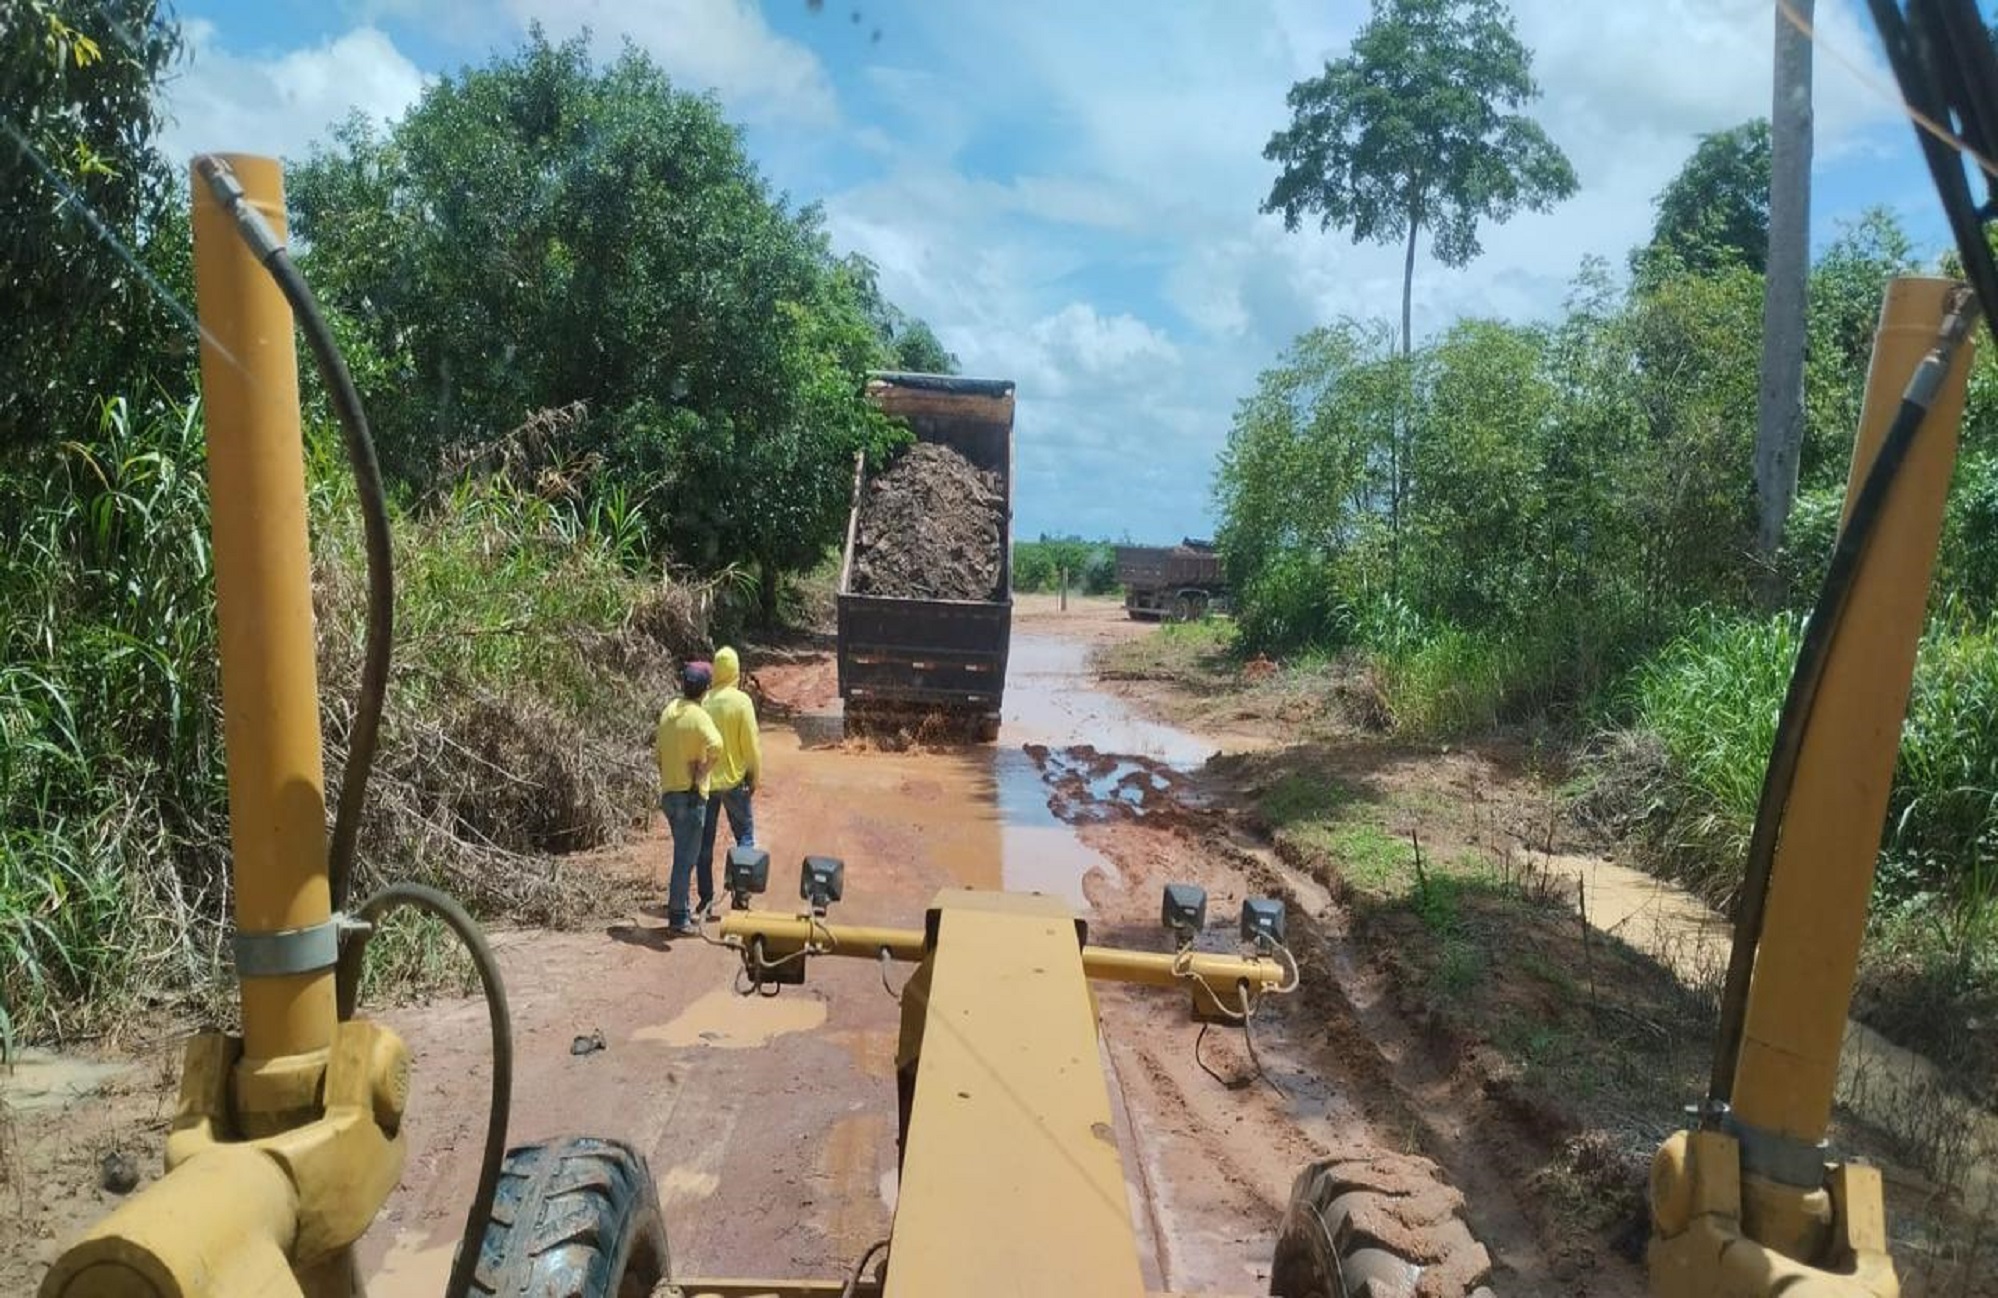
<box><xmin>337</xmin><ymin>883</ymin><xmax>513</xmax><ymax>1298</ymax></box>
<box><xmin>196</xmin><ymin>159</ymin><xmax>504</xmax><ymax>1297</ymax></box>
<box><xmin>276</xmin><ymin>247</ymin><xmax>393</xmax><ymax>919</ymax></box>
<box><xmin>193</xmin><ymin>155</ymin><xmax>394</xmax><ymax>922</ymax></box>
<box><xmin>1871</xmin><ymin>0</ymin><xmax>1998</xmax><ymax>355</ymax></box>
<box><xmin>1705</xmin><ymin>296</ymin><xmax>1977</xmax><ymax>1116</ymax></box>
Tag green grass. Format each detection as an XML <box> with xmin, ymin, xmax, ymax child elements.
<box><xmin>1</xmin><ymin>398</ymin><xmax>694</xmax><ymax>1044</ymax></box>
<box><xmin>1605</xmin><ymin>607</ymin><xmax>1998</xmax><ymax>1099</ymax></box>
<box><xmin>1095</xmin><ymin>615</ymin><xmax>1236</xmax><ymax>683</ymax></box>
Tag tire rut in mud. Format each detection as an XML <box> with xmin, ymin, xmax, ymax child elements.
<box><xmin>1037</xmin><ymin>742</ymin><xmax>1555</xmax><ymax>1295</ymax></box>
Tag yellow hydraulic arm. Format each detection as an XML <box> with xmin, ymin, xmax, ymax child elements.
<box><xmin>1647</xmin><ymin>277</ymin><xmax>1977</xmax><ymax>1297</ymax></box>
<box><xmin>39</xmin><ymin>156</ymin><xmax>412</xmax><ymax>1298</ymax></box>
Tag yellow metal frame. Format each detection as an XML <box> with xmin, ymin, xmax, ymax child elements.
<box><xmin>717</xmin><ymin>907</ymin><xmax>1289</xmax><ymax>1019</ymax></box>
<box><xmin>1648</xmin><ymin>276</ymin><xmax>1976</xmax><ymax>1297</ymax></box>
<box><xmin>711</xmin><ymin>894</ymin><xmax>1288</xmax><ymax>1298</ymax></box>
<box><xmin>41</xmin><ymin>155</ymin><xmax>409</xmax><ymax>1298</ymax></box>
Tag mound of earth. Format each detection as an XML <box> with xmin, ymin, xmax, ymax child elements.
<box><xmin>850</xmin><ymin>442</ymin><xmax>1005</xmax><ymax>602</ymax></box>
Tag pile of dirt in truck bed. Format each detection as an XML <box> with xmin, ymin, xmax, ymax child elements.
<box><xmin>850</xmin><ymin>442</ymin><xmax>1005</xmax><ymax>601</ymax></box>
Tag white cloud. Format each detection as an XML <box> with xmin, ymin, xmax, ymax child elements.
<box><xmin>507</xmin><ymin>0</ymin><xmax>837</xmax><ymax>126</ymax></box>
<box><xmin>813</xmin><ymin>0</ymin><xmax>1928</xmax><ymax>539</ymax></box>
<box><xmin>149</xmin><ymin>1</ymin><xmax>1933</xmax><ymax>541</ymax></box>
<box><xmin>157</xmin><ymin>21</ymin><xmax>427</xmax><ymax>167</ymax></box>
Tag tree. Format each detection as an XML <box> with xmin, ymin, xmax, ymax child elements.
<box><xmin>289</xmin><ymin>30</ymin><xmax>915</xmax><ymax>621</ymax></box>
<box><xmin>1</xmin><ymin>1</ymin><xmax>187</xmax><ymax>449</ymax></box>
<box><xmin>1406</xmin><ymin>319</ymin><xmax>1552</xmax><ymax>625</ymax></box>
<box><xmin>1214</xmin><ymin>321</ymin><xmax>1404</xmax><ymax>648</ymax></box>
<box><xmin>1261</xmin><ymin>0</ymin><xmax>1577</xmax><ymax>361</ymax></box>
<box><xmin>890</xmin><ymin>319</ymin><xmax>957</xmax><ymax>374</ymax></box>
<box><xmin>1756</xmin><ymin>0</ymin><xmax>1813</xmax><ymax>598</ymax></box>
<box><xmin>1635</xmin><ymin>121</ymin><xmax>1772</xmax><ymax>289</ymax></box>
<box><xmin>841</xmin><ymin>253</ymin><xmax>958</xmax><ymax>374</ymax></box>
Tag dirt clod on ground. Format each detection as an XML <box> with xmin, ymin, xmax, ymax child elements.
<box><xmin>850</xmin><ymin>443</ymin><xmax>1004</xmax><ymax>602</ymax></box>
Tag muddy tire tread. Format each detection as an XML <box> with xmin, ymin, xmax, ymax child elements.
<box><xmin>470</xmin><ymin>1135</ymin><xmax>671</xmax><ymax>1298</ymax></box>
<box><xmin>1269</xmin><ymin>1151</ymin><xmax>1494</xmax><ymax>1298</ymax></box>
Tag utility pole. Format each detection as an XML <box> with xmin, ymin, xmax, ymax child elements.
<box><xmin>1756</xmin><ymin>0</ymin><xmax>1814</xmax><ymax>602</ymax></box>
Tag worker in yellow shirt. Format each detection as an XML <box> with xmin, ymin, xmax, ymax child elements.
<box><xmin>655</xmin><ymin>660</ymin><xmax>724</xmax><ymax>937</ymax></box>
<box><xmin>697</xmin><ymin>646</ymin><xmax>762</xmax><ymax>912</ymax></box>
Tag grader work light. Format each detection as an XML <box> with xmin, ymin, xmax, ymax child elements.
<box><xmin>801</xmin><ymin>855</ymin><xmax>845</xmax><ymax>915</ymax></box>
<box><xmin>725</xmin><ymin>846</ymin><xmax>770</xmax><ymax>910</ymax></box>
<box><xmin>1240</xmin><ymin>897</ymin><xmax>1286</xmax><ymax>949</ymax></box>
<box><xmin>1161</xmin><ymin>882</ymin><xmax>1207</xmax><ymax>946</ymax></box>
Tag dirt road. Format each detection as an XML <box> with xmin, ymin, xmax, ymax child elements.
<box><xmin>352</xmin><ymin>596</ymin><xmax>1545</xmax><ymax>1295</ymax></box>
<box><xmin>2</xmin><ymin>597</ymin><xmax>1562</xmax><ymax>1295</ymax></box>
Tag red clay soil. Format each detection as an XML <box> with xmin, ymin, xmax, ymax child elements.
<box><xmin>2</xmin><ymin>598</ymin><xmax>1617</xmax><ymax>1297</ymax></box>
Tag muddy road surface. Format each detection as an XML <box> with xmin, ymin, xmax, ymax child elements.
<box><xmin>354</xmin><ymin>598</ymin><xmax>1553</xmax><ymax>1296</ymax></box>
<box><xmin>3</xmin><ymin>599</ymin><xmax>1585</xmax><ymax>1295</ymax></box>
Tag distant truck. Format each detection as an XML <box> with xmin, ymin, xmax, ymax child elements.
<box><xmin>836</xmin><ymin>372</ymin><xmax>1016</xmax><ymax>741</ymax></box>
<box><xmin>1114</xmin><ymin>539</ymin><xmax>1227</xmax><ymax>621</ymax></box>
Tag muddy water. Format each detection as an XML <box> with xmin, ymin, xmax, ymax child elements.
<box><xmin>0</xmin><ymin>1050</ymin><xmax>133</xmax><ymax>1112</ymax></box>
<box><xmin>994</xmin><ymin>634</ymin><xmax>1223</xmax><ymax>903</ymax></box>
<box><xmin>1542</xmin><ymin>852</ymin><xmax>1998</xmax><ymax>1211</ymax></box>
<box><xmin>633</xmin><ymin>989</ymin><xmax>827</xmax><ymax>1049</ymax></box>
<box><xmin>775</xmin><ymin>631</ymin><xmax>1228</xmax><ymax>910</ymax></box>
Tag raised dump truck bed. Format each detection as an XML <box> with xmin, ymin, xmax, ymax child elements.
<box><xmin>838</xmin><ymin>372</ymin><xmax>1016</xmax><ymax>740</ymax></box>
<box><xmin>1114</xmin><ymin>539</ymin><xmax>1225</xmax><ymax>621</ymax></box>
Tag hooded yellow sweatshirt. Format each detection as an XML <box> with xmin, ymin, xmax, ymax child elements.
<box><xmin>701</xmin><ymin>646</ymin><xmax>762</xmax><ymax>794</ymax></box>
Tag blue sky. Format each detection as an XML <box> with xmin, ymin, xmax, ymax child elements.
<box><xmin>158</xmin><ymin>1</ymin><xmax>1972</xmax><ymax>542</ymax></box>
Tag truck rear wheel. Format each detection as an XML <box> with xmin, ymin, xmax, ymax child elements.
<box><xmin>472</xmin><ymin>1136</ymin><xmax>671</xmax><ymax>1298</ymax></box>
<box><xmin>1269</xmin><ymin>1152</ymin><xmax>1495</xmax><ymax>1298</ymax></box>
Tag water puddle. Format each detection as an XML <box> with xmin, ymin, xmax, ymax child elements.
<box><xmin>0</xmin><ymin>1050</ymin><xmax>134</xmax><ymax>1112</ymax></box>
<box><xmin>993</xmin><ymin>743</ymin><xmax>1120</xmax><ymax>905</ymax></box>
<box><xmin>658</xmin><ymin>1165</ymin><xmax>721</xmax><ymax>1204</ymax></box>
<box><xmin>1002</xmin><ymin>635</ymin><xmax>1216</xmax><ymax>767</ymax></box>
<box><xmin>634</xmin><ymin>989</ymin><xmax>827</xmax><ymax>1049</ymax></box>
<box><xmin>992</xmin><ymin>634</ymin><xmax>1224</xmax><ymax>904</ymax></box>
<box><xmin>370</xmin><ymin>1229</ymin><xmax>454</xmax><ymax>1296</ymax></box>
<box><xmin>753</xmin><ymin>633</ymin><xmax>1219</xmax><ymax>915</ymax></box>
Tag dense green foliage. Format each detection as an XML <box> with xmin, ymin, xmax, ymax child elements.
<box><xmin>1215</xmin><ymin>202</ymin><xmax>1998</xmax><ymax>1045</ymax></box>
<box><xmin>1011</xmin><ymin>536</ymin><xmax>1117</xmax><ymax>595</ymax></box>
<box><xmin>1633</xmin><ymin>119</ymin><xmax>1772</xmax><ymax>288</ymax></box>
<box><xmin>0</xmin><ymin>398</ymin><xmax>698</xmax><ymax>1041</ymax></box>
<box><xmin>288</xmin><ymin>29</ymin><xmax>938</xmax><ymax>620</ymax></box>
<box><xmin>1</xmin><ymin>1</ymin><xmax>189</xmax><ymax>451</ymax></box>
<box><xmin>1217</xmin><ymin>213</ymin><xmax>1917</xmax><ymax>683</ymax></box>
<box><xmin>1630</xmin><ymin>606</ymin><xmax>1998</xmax><ymax>936</ymax></box>
<box><xmin>0</xmin><ymin>399</ymin><xmax>221</xmax><ymax>1043</ymax></box>
<box><xmin>0</xmin><ymin>16</ymin><xmax>947</xmax><ymax>1041</ymax></box>
<box><xmin>1262</xmin><ymin>0</ymin><xmax>1576</xmax><ymax>354</ymax></box>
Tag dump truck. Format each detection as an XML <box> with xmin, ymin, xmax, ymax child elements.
<box><xmin>1115</xmin><ymin>538</ymin><xmax>1227</xmax><ymax>621</ymax></box>
<box><xmin>53</xmin><ymin>38</ymin><xmax>1986</xmax><ymax>1287</ymax></box>
<box><xmin>836</xmin><ymin>372</ymin><xmax>1016</xmax><ymax>741</ymax></box>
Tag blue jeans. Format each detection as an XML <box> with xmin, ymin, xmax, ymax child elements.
<box><xmin>697</xmin><ymin>786</ymin><xmax>755</xmax><ymax>903</ymax></box>
<box><xmin>660</xmin><ymin>790</ymin><xmax>708</xmax><ymax>926</ymax></box>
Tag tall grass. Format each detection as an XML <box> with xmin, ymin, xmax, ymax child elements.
<box><xmin>1625</xmin><ymin>608</ymin><xmax>1998</xmax><ymax>917</ymax></box>
<box><xmin>1615</xmin><ymin>607</ymin><xmax>1998</xmax><ymax>1088</ymax></box>
<box><xmin>1</xmin><ymin>398</ymin><xmax>228</xmax><ymax>1044</ymax></box>
<box><xmin>1621</xmin><ymin>612</ymin><xmax>1801</xmax><ymax>897</ymax></box>
<box><xmin>1347</xmin><ymin>594</ymin><xmax>1571</xmax><ymax>739</ymax></box>
<box><xmin>1</xmin><ymin>397</ymin><xmax>717</xmax><ymax>1046</ymax></box>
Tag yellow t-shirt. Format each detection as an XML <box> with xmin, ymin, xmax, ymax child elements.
<box><xmin>655</xmin><ymin>698</ymin><xmax>723</xmax><ymax>797</ymax></box>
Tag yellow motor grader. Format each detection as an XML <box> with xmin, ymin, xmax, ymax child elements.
<box><xmin>31</xmin><ymin>2</ymin><xmax>1998</xmax><ymax>1295</ymax></box>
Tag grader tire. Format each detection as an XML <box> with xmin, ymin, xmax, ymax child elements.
<box><xmin>1269</xmin><ymin>1152</ymin><xmax>1496</xmax><ymax>1298</ymax></box>
<box><xmin>472</xmin><ymin>1136</ymin><xmax>671</xmax><ymax>1298</ymax></box>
